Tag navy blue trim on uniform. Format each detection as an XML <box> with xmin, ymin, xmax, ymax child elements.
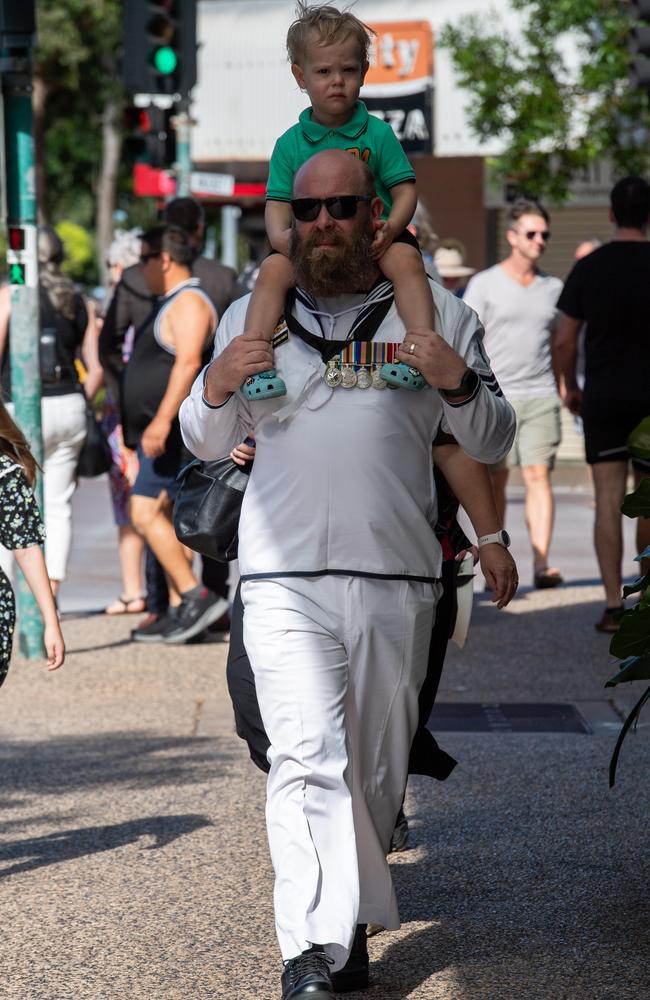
<box><xmin>478</xmin><ymin>372</ymin><xmax>503</xmax><ymax>397</ymax></box>
<box><xmin>201</xmin><ymin>366</ymin><xmax>234</xmax><ymax>409</ymax></box>
<box><xmin>441</xmin><ymin>371</ymin><xmax>481</xmax><ymax>408</ymax></box>
<box><xmin>240</xmin><ymin>568</ymin><xmax>442</xmax><ymax>584</ymax></box>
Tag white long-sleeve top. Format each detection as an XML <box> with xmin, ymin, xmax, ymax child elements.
<box><xmin>180</xmin><ymin>279</ymin><xmax>515</xmax><ymax>583</ymax></box>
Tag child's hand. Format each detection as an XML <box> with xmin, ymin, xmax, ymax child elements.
<box><xmin>44</xmin><ymin>622</ymin><xmax>65</xmax><ymax>671</ymax></box>
<box><xmin>370</xmin><ymin>220</ymin><xmax>395</xmax><ymax>260</ymax></box>
<box><xmin>230</xmin><ymin>437</ymin><xmax>256</xmax><ymax>466</ymax></box>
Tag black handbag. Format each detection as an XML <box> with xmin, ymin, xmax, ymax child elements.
<box><xmin>76</xmin><ymin>407</ymin><xmax>113</xmax><ymax>478</ymax></box>
<box><xmin>173</xmin><ymin>456</ymin><xmax>252</xmax><ymax>562</ymax></box>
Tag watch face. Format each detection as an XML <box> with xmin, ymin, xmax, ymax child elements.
<box><xmin>501</xmin><ymin>529</ymin><xmax>511</xmax><ymax>547</ymax></box>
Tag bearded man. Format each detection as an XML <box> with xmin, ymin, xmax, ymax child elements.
<box><xmin>180</xmin><ymin>149</ymin><xmax>515</xmax><ymax>1000</ymax></box>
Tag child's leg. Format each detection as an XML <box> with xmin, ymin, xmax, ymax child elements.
<box><xmin>379</xmin><ymin>243</ymin><xmax>435</xmax><ymax>332</ymax></box>
<box><xmin>241</xmin><ymin>253</ymin><xmax>295</xmax><ymax>399</ymax></box>
<box><xmin>244</xmin><ymin>253</ymin><xmax>295</xmax><ymax>341</ymax></box>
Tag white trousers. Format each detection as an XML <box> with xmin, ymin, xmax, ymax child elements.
<box><xmin>241</xmin><ymin>574</ymin><xmax>438</xmax><ymax>970</ymax></box>
<box><xmin>2</xmin><ymin>393</ymin><xmax>87</xmax><ymax>582</ymax></box>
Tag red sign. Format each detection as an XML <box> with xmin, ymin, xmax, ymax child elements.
<box><xmin>133</xmin><ymin>163</ymin><xmax>177</xmax><ymax>197</ymax></box>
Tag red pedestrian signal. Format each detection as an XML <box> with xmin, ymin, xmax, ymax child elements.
<box><xmin>8</xmin><ymin>226</ymin><xmax>25</xmax><ymax>252</ymax></box>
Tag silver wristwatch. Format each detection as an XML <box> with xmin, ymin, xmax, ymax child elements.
<box><xmin>477</xmin><ymin>529</ymin><xmax>511</xmax><ymax>548</ymax></box>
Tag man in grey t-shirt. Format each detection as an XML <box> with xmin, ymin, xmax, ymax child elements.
<box><xmin>464</xmin><ymin>198</ymin><xmax>563</xmax><ymax>588</ymax></box>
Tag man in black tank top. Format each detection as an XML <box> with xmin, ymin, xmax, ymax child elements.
<box><xmin>124</xmin><ymin>225</ymin><xmax>226</xmax><ymax>643</ymax></box>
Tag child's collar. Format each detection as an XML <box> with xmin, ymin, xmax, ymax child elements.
<box><xmin>299</xmin><ymin>100</ymin><xmax>368</xmax><ymax>143</ymax></box>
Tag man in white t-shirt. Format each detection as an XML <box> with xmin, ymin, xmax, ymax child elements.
<box><xmin>464</xmin><ymin>198</ymin><xmax>564</xmax><ymax>589</ymax></box>
<box><xmin>180</xmin><ymin>150</ymin><xmax>515</xmax><ymax>1000</ymax></box>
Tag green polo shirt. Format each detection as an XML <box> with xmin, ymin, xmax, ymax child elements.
<box><xmin>266</xmin><ymin>101</ymin><xmax>415</xmax><ymax>219</ymax></box>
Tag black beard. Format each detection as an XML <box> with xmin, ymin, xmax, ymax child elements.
<box><xmin>289</xmin><ymin>224</ymin><xmax>377</xmax><ymax>296</ymax></box>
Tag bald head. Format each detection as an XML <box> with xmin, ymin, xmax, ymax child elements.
<box><xmin>293</xmin><ymin>149</ymin><xmax>375</xmax><ymax>200</ymax></box>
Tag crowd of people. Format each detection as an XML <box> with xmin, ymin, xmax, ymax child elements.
<box><xmin>0</xmin><ymin>3</ymin><xmax>649</xmax><ymax>998</ymax></box>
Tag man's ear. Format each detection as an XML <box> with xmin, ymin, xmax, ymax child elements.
<box><xmin>291</xmin><ymin>63</ymin><xmax>306</xmax><ymax>90</ymax></box>
<box><xmin>160</xmin><ymin>251</ymin><xmax>172</xmax><ymax>271</ymax></box>
<box><xmin>505</xmin><ymin>227</ymin><xmax>516</xmax><ymax>250</ymax></box>
<box><xmin>371</xmin><ymin>196</ymin><xmax>383</xmax><ymax>222</ymax></box>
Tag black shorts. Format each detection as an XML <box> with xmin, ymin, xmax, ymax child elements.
<box><xmin>131</xmin><ymin>445</ymin><xmax>188</xmax><ymax>501</ymax></box>
<box><xmin>582</xmin><ymin>396</ymin><xmax>650</xmax><ymax>469</ymax></box>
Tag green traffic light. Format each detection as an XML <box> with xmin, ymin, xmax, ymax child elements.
<box><xmin>154</xmin><ymin>46</ymin><xmax>178</xmax><ymax>75</ymax></box>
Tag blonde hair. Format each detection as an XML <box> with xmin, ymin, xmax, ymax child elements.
<box><xmin>0</xmin><ymin>399</ymin><xmax>38</xmax><ymax>486</ymax></box>
<box><xmin>287</xmin><ymin>2</ymin><xmax>374</xmax><ymax>68</ymax></box>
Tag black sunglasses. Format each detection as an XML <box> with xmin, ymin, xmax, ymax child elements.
<box><xmin>524</xmin><ymin>230</ymin><xmax>551</xmax><ymax>241</ymax></box>
<box><xmin>290</xmin><ymin>195</ymin><xmax>372</xmax><ymax>222</ymax></box>
<box><xmin>140</xmin><ymin>251</ymin><xmax>162</xmax><ymax>263</ymax></box>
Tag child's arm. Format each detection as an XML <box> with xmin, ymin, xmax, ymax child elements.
<box><xmin>13</xmin><ymin>545</ymin><xmax>65</xmax><ymax>670</ymax></box>
<box><xmin>372</xmin><ymin>182</ymin><xmax>418</xmax><ymax>259</ymax></box>
<box><xmin>265</xmin><ymin>201</ymin><xmax>294</xmax><ymax>257</ymax></box>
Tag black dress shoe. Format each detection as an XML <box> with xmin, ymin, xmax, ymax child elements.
<box><xmin>331</xmin><ymin>924</ymin><xmax>369</xmax><ymax>993</ymax></box>
<box><xmin>281</xmin><ymin>946</ymin><xmax>333</xmax><ymax>998</ymax></box>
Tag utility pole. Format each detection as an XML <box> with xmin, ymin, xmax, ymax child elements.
<box><xmin>171</xmin><ymin>104</ymin><xmax>194</xmax><ymax>197</ymax></box>
<box><xmin>1</xmin><ymin>0</ymin><xmax>45</xmax><ymax>658</ymax></box>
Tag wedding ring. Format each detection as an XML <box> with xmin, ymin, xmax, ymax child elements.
<box><xmin>408</xmin><ymin>343</ymin><xmax>416</xmax><ymax>355</ymax></box>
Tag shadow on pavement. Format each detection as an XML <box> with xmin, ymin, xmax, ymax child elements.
<box><xmin>0</xmin><ymin>814</ymin><xmax>211</xmax><ymax>877</ymax></box>
<box><xmin>0</xmin><ymin>732</ymin><xmax>239</xmax><ymax>799</ymax></box>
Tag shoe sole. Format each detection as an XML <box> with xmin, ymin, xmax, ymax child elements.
<box><xmin>162</xmin><ymin>597</ymin><xmax>229</xmax><ymax>644</ymax></box>
<box><xmin>331</xmin><ymin>970</ymin><xmax>369</xmax><ymax>992</ymax></box>
<box><xmin>131</xmin><ymin>630</ymin><xmax>170</xmax><ymax>643</ymax></box>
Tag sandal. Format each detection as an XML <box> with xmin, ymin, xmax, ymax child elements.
<box><xmin>534</xmin><ymin>567</ymin><xmax>563</xmax><ymax>589</ymax></box>
<box><xmin>105</xmin><ymin>594</ymin><xmax>146</xmax><ymax>616</ymax></box>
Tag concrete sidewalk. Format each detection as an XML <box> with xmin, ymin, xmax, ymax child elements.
<box><xmin>1</xmin><ymin>567</ymin><xmax>648</xmax><ymax>999</ymax></box>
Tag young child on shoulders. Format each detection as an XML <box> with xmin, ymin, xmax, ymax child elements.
<box><xmin>243</xmin><ymin>1</ymin><xmax>434</xmax><ymax>400</ymax></box>
<box><xmin>0</xmin><ymin>400</ymin><xmax>65</xmax><ymax>686</ymax></box>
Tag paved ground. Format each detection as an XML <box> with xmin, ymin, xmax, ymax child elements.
<box><xmin>1</xmin><ymin>476</ymin><xmax>648</xmax><ymax>999</ymax></box>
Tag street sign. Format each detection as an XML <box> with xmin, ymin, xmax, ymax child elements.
<box><xmin>190</xmin><ymin>171</ymin><xmax>235</xmax><ymax>197</ymax></box>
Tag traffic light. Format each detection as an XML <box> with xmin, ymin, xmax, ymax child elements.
<box><xmin>629</xmin><ymin>1</ymin><xmax>650</xmax><ymax>93</ymax></box>
<box><xmin>122</xmin><ymin>0</ymin><xmax>197</xmax><ymax>100</ymax></box>
<box><xmin>123</xmin><ymin>105</ymin><xmax>176</xmax><ymax>169</ymax></box>
<box><xmin>0</xmin><ymin>0</ymin><xmax>36</xmax><ymax>50</ymax></box>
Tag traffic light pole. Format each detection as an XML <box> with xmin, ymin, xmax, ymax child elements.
<box><xmin>2</xmin><ymin>65</ymin><xmax>45</xmax><ymax>659</ymax></box>
<box><xmin>172</xmin><ymin>109</ymin><xmax>193</xmax><ymax>196</ymax></box>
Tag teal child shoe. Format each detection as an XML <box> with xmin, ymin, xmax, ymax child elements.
<box><xmin>379</xmin><ymin>361</ymin><xmax>426</xmax><ymax>391</ymax></box>
<box><xmin>242</xmin><ymin>369</ymin><xmax>287</xmax><ymax>400</ymax></box>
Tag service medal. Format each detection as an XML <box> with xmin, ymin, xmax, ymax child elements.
<box><xmin>325</xmin><ymin>363</ymin><xmax>343</xmax><ymax>388</ymax></box>
<box><xmin>341</xmin><ymin>366</ymin><xmax>357</xmax><ymax>388</ymax></box>
<box><xmin>356</xmin><ymin>368</ymin><xmax>372</xmax><ymax>389</ymax></box>
<box><xmin>371</xmin><ymin>370</ymin><xmax>387</xmax><ymax>389</ymax></box>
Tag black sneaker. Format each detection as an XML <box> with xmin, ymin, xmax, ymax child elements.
<box><xmin>131</xmin><ymin>609</ymin><xmax>178</xmax><ymax>643</ymax></box>
<box><xmin>281</xmin><ymin>947</ymin><xmax>333</xmax><ymax>999</ymax></box>
<box><xmin>162</xmin><ymin>589</ymin><xmax>229</xmax><ymax>644</ymax></box>
<box><xmin>389</xmin><ymin>807</ymin><xmax>409</xmax><ymax>853</ymax></box>
<box><xmin>331</xmin><ymin>925</ymin><xmax>369</xmax><ymax>993</ymax></box>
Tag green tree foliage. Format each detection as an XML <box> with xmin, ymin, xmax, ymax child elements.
<box><xmin>33</xmin><ymin>0</ymin><xmax>123</xmax><ymax>233</ymax></box>
<box><xmin>441</xmin><ymin>0</ymin><xmax>650</xmax><ymax>203</ymax></box>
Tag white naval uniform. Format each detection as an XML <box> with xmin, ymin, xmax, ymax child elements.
<box><xmin>180</xmin><ymin>279</ymin><xmax>515</xmax><ymax>969</ymax></box>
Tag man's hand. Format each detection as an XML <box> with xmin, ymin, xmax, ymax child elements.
<box><xmin>204</xmin><ymin>331</ymin><xmax>274</xmax><ymax>405</ymax></box>
<box><xmin>396</xmin><ymin>329</ymin><xmax>468</xmax><ymax>392</ymax></box>
<box><xmin>370</xmin><ymin>220</ymin><xmax>395</xmax><ymax>260</ymax></box>
<box><xmin>141</xmin><ymin>415</ymin><xmax>171</xmax><ymax>458</ymax></box>
<box><xmin>559</xmin><ymin>381</ymin><xmax>582</xmax><ymax>417</ymax></box>
<box><xmin>480</xmin><ymin>545</ymin><xmax>518</xmax><ymax>609</ymax></box>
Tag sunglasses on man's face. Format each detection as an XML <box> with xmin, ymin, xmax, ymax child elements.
<box><xmin>290</xmin><ymin>195</ymin><xmax>372</xmax><ymax>222</ymax></box>
<box><xmin>523</xmin><ymin>230</ymin><xmax>551</xmax><ymax>241</ymax></box>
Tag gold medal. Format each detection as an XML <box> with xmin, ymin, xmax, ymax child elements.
<box><xmin>356</xmin><ymin>368</ymin><xmax>372</xmax><ymax>389</ymax></box>
<box><xmin>341</xmin><ymin>366</ymin><xmax>357</xmax><ymax>388</ymax></box>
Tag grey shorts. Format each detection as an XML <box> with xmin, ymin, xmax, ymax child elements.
<box><xmin>491</xmin><ymin>394</ymin><xmax>562</xmax><ymax>471</ymax></box>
